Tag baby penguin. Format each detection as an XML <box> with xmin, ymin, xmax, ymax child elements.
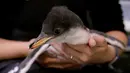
<box><xmin>31</xmin><ymin>6</ymin><xmax>90</xmax><ymax>48</ymax></box>
<box><xmin>8</xmin><ymin>6</ymin><xmax>125</xmax><ymax>73</ymax></box>
<box><xmin>8</xmin><ymin>6</ymin><xmax>90</xmax><ymax>73</ymax></box>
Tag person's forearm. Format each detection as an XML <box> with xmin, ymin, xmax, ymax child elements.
<box><xmin>104</xmin><ymin>30</ymin><xmax>128</xmax><ymax>62</ymax></box>
<box><xmin>0</xmin><ymin>38</ymin><xmax>31</xmax><ymax>60</ymax></box>
<box><xmin>88</xmin><ymin>30</ymin><xmax>128</xmax><ymax>64</ymax></box>
<box><xmin>106</xmin><ymin>30</ymin><xmax>128</xmax><ymax>55</ymax></box>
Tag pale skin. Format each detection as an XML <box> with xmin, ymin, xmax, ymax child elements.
<box><xmin>0</xmin><ymin>30</ymin><xmax>128</xmax><ymax>69</ymax></box>
<box><xmin>0</xmin><ymin>39</ymin><xmax>34</xmax><ymax>60</ymax></box>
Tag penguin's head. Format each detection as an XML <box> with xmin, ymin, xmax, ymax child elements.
<box><xmin>30</xmin><ymin>6</ymin><xmax>90</xmax><ymax>49</ymax></box>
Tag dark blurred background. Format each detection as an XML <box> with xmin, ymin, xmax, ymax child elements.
<box><xmin>113</xmin><ymin>0</ymin><xmax>130</xmax><ymax>73</ymax></box>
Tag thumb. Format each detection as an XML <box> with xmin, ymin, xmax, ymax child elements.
<box><xmin>28</xmin><ymin>38</ymin><xmax>36</xmax><ymax>49</ymax></box>
<box><xmin>93</xmin><ymin>34</ymin><xmax>107</xmax><ymax>47</ymax></box>
<box><xmin>29</xmin><ymin>38</ymin><xmax>36</xmax><ymax>44</ymax></box>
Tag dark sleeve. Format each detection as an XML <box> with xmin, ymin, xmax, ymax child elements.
<box><xmin>0</xmin><ymin>20</ymin><xmax>13</xmax><ymax>40</ymax></box>
<box><xmin>0</xmin><ymin>12</ymin><xmax>14</xmax><ymax>39</ymax></box>
<box><xmin>0</xmin><ymin>0</ymin><xmax>24</xmax><ymax>40</ymax></box>
<box><xmin>90</xmin><ymin>0</ymin><xmax>126</xmax><ymax>34</ymax></box>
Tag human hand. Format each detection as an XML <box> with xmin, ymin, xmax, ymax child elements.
<box><xmin>62</xmin><ymin>34</ymin><xmax>116</xmax><ymax>64</ymax></box>
<box><xmin>36</xmin><ymin>34</ymin><xmax>116</xmax><ymax>69</ymax></box>
<box><xmin>36</xmin><ymin>42</ymin><xmax>81</xmax><ymax>69</ymax></box>
<box><xmin>23</xmin><ymin>38</ymin><xmax>36</xmax><ymax>56</ymax></box>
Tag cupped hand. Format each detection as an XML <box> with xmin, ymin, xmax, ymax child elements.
<box><xmin>36</xmin><ymin>34</ymin><xmax>115</xmax><ymax>69</ymax></box>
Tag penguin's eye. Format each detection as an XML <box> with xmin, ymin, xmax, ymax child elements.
<box><xmin>54</xmin><ymin>28</ymin><xmax>63</xmax><ymax>35</ymax></box>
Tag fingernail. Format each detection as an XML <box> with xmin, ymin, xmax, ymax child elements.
<box><xmin>89</xmin><ymin>37</ymin><xmax>96</xmax><ymax>48</ymax></box>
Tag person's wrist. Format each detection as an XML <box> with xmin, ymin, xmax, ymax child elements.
<box><xmin>20</xmin><ymin>39</ymin><xmax>35</xmax><ymax>57</ymax></box>
<box><xmin>91</xmin><ymin>44</ymin><xmax>117</xmax><ymax>64</ymax></box>
<box><xmin>106</xmin><ymin>45</ymin><xmax>120</xmax><ymax>69</ymax></box>
<box><xmin>106</xmin><ymin>45</ymin><xmax>117</xmax><ymax>62</ymax></box>
<box><xmin>82</xmin><ymin>45</ymin><xmax>115</xmax><ymax>65</ymax></box>
<box><xmin>19</xmin><ymin>41</ymin><xmax>30</xmax><ymax>57</ymax></box>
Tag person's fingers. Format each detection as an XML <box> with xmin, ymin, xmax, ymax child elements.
<box><xmin>87</xmin><ymin>34</ymin><xmax>108</xmax><ymax>55</ymax></box>
<box><xmin>46</xmin><ymin>63</ymin><xmax>80</xmax><ymax>69</ymax></box>
<box><xmin>29</xmin><ymin>38</ymin><xmax>36</xmax><ymax>43</ymax></box>
<box><xmin>50</xmin><ymin>42</ymin><xmax>72</xmax><ymax>61</ymax></box>
<box><xmin>50</xmin><ymin>42</ymin><xmax>90</xmax><ymax>64</ymax></box>
<box><xmin>37</xmin><ymin>53</ymin><xmax>81</xmax><ymax>69</ymax></box>
<box><xmin>64</xmin><ymin>44</ymin><xmax>92</xmax><ymax>57</ymax></box>
<box><xmin>37</xmin><ymin>53</ymin><xmax>57</xmax><ymax>64</ymax></box>
<box><xmin>50</xmin><ymin>42</ymin><xmax>65</xmax><ymax>55</ymax></box>
<box><xmin>63</xmin><ymin>43</ymin><xmax>91</xmax><ymax>63</ymax></box>
<box><xmin>89</xmin><ymin>34</ymin><xmax>108</xmax><ymax>54</ymax></box>
<box><xmin>88</xmin><ymin>36</ymin><xmax>96</xmax><ymax>48</ymax></box>
<box><xmin>37</xmin><ymin>50</ymin><xmax>74</xmax><ymax>64</ymax></box>
<box><xmin>37</xmin><ymin>56</ymin><xmax>72</xmax><ymax>66</ymax></box>
<box><xmin>63</xmin><ymin>43</ymin><xmax>83</xmax><ymax>63</ymax></box>
<box><xmin>91</xmin><ymin>34</ymin><xmax>107</xmax><ymax>47</ymax></box>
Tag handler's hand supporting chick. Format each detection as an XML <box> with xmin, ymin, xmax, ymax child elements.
<box><xmin>37</xmin><ymin>31</ymin><xmax>127</xmax><ymax>69</ymax></box>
